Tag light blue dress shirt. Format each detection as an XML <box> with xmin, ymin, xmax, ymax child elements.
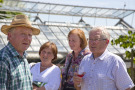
<box><xmin>80</xmin><ymin>49</ymin><xmax>134</xmax><ymax>90</ymax></box>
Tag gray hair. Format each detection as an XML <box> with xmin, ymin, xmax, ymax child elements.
<box><xmin>89</xmin><ymin>27</ymin><xmax>110</xmax><ymax>40</ymax></box>
<box><xmin>8</xmin><ymin>27</ymin><xmax>15</xmax><ymax>33</ymax></box>
<box><xmin>7</xmin><ymin>27</ymin><xmax>16</xmax><ymax>40</ymax></box>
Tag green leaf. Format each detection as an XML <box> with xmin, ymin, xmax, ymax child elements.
<box><xmin>128</xmin><ymin>31</ymin><xmax>132</xmax><ymax>35</ymax></box>
<box><xmin>111</xmin><ymin>40</ymin><xmax>114</xmax><ymax>45</ymax></box>
<box><xmin>125</xmin><ymin>51</ymin><xmax>131</xmax><ymax>59</ymax></box>
<box><xmin>0</xmin><ymin>0</ymin><xmax>3</xmax><ymax>3</ymax></box>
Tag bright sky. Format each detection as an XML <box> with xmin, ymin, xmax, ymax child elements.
<box><xmin>27</xmin><ymin>0</ymin><xmax>135</xmax><ymax>9</ymax></box>
<box><xmin>25</xmin><ymin>0</ymin><xmax>135</xmax><ymax>27</ymax></box>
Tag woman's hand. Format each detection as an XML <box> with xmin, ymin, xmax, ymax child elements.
<box><xmin>33</xmin><ymin>85</ymin><xmax>46</xmax><ymax>90</ymax></box>
<box><xmin>33</xmin><ymin>85</ymin><xmax>38</xmax><ymax>90</ymax></box>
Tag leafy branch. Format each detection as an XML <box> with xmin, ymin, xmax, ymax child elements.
<box><xmin>111</xmin><ymin>30</ymin><xmax>135</xmax><ymax>60</ymax></box>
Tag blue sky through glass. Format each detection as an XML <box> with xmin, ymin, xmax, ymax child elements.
<box><xmin>25</xmin><ymin>0</ymin><xmax>135</xmax><ymax>27</ymax></box>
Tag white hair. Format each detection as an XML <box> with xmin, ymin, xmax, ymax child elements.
<box><xmin>89</xmin><ymin>27</ymin><xmax>110</xmax><ymax>40</ymax></box>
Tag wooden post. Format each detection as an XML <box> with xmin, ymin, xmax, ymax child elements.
<box><xmin>131</xmin><ymin>49</ymin><xmax>134</xmax><ymax>80</ymax></box>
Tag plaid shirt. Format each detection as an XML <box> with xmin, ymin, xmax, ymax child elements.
<box><xmin>0</xmin><ymin>42</ymin><xmax>33</xmax><ymax>90</ymax></box>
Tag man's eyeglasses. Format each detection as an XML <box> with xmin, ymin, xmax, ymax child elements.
<box><xmin>89</xmin><ymin>38</ymin><xmax>107</xmax><ymax>42</ymax></box>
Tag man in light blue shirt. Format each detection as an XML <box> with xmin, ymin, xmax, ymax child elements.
<box><xmin>73</xmin><ymin>27</ymin><xmax>134</xmax><ymax>90</ymax></box>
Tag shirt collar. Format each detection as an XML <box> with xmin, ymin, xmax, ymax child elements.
<box><xmin>90</xmin><ymin>49</ymin><xmax>109</xmax><ymax>61</ymax></box>
<box><xmin>7</xmin><ymin>42</ymin><xmax>27</xmax><ymax>58</ymax></box>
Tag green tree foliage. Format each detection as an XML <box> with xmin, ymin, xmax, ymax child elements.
<box><xmin>0</xmin><ymin>0</ymin><xmax>22</xmax><ymax>19</ymax></box>
<box><xmin>111</xmin><ymin>30</ymin><xmax>135</xmax><ymax>82</ymax></box>
<box><xmin>111</xmin><ymin>30</ymin><xmax>135</xmax><ymax>61</ymax></box>
<box><xmin>0</xmin><ymin>0</ymin><xmax>3</xmax><ymax>3</ymax></box>
<box><xmin>0</xmin><ymin>11</ymin><xmax>23</xmax><ymax>19</ymax></box>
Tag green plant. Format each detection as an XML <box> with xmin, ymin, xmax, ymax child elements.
<box><xmin>111</xmin><ymin>30</ymin><xmax>135</xmax><ymax>61</ymax></box>
<box><xmin>111</xmin><ymin>30</ymin><xmax>135</xmax><ymax>80</ymax></box>
<box><xmin>0</xmin><ymin>0</ymin><xmax>23</xmax><ymax>19</ymax></box>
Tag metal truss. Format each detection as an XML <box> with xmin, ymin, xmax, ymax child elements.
<box><xmin>0</xmin><ymin>0</ymin><xmax>135</xmax><ymax>19</ymax></box>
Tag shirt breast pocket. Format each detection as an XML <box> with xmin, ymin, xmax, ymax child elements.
<box><xmin>97</xmin><ymin>74</ymin><xmax>115</xmax><ymax>89</ymax></box>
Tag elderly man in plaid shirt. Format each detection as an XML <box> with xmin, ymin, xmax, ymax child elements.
<box><xmin>0</xmin><ymin>15</ymin><xmax>40</xmax><ymax>90</ymax></box>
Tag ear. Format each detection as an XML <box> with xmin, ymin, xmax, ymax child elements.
<box><xmin>106</xmin><ymin>39</ymin><xmax>109</xmax><ymax>44</ymax></box>
<box><xmin>7</xmin><ymin>32</ymin><xmax>12</xmax><ymax>40</ymax></box>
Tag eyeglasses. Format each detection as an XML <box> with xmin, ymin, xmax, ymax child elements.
<box><xmin>89</xmin><ymin>38</ymin><xmax>107</xmax><ymax>42</ymax></box>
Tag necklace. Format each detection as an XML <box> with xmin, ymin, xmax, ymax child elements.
<box><xmin>40</xmin><ymin>65</ymin><xmax>47</xmax><ymax>68</ymax></box>
<box><xmin>40</xmin><ymin>63</ymin><xmax>52</xmax><ymax>68</ymax></box>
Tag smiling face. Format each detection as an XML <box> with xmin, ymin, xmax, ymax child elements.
<box><xmin>89</xmin><ymin>29</ymin><xmax>109</xmax><ymax>58</ymax></box>
<box><xmin>40</xmin><ymin>47</ymin><xmax>55</xmax><ymax>63</ymax></box>
<box><xmin>8</xmin><ymin>26</ymin><xmax>32</xmax><ymax>56</ymax></box>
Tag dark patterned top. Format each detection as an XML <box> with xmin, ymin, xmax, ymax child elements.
<box><xmin>62</xmin><ymin>47</ymin><xmax>91</xmax><ymax>85</ymax></box>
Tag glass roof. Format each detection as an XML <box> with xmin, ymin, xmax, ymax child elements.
<box><xmin>0</xmin><ymin>20</ymin><xmax>134</xmax><ymax>59</ymax></box>
<box><xmin>0</xmin><ymin>0</ymin><xmax>135</xmax><ymax>60</ymax></box>
<box><xmin>1</xmin><ymin>0</ymin><xmax>135</xmax><ymax>19</ymax></box>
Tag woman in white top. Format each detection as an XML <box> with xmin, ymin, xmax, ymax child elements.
<box><xmin>31</xmin><ymin>41</ymin><xmax>61</xmax><ymax>90</ymax></box>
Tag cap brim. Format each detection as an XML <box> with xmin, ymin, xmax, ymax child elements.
<box><xmin>1</xmin><ymin>25</ymin><xmax>40</xmax><ymax>35</ymax></box>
